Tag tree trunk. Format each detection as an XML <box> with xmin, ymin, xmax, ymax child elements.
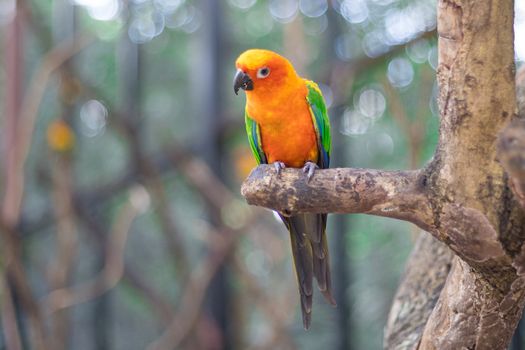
<box><xmin>240</xmin><ymin>0</ymin><xmax>525</xmax><ymax>348</ymax></box>
<box><xmin>418</xmin><ymin>0</ymin><xmax>524</xmax><ymax>347</ymax></box>
<box><xmin>384</xmin><ymin>234</ymin><xmax>454</xmax><ymax>349</ymax></box>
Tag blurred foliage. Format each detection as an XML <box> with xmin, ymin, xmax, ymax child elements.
<box><xmin>0</xmin><ymin>0</ymin><xmax>524</xmax><ymax>349</ymax></box>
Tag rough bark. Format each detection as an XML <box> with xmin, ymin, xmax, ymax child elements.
<box><xmin>241</xmin><ymin>167</ymin><xmax>432</xmax><ymax>229</ymax></box>
<box><xmin>417</xmin><ymin>0</ymin><xmax>524</xmax><ymax>347</ymax></box>
<box><xmin>384</xmin><ymin>234</ymin><xmax>454</xmax><ymax>350</ymax></box>
<box><xmin>420</xmin><ymin>258</ymin><xmax>525</xmax><ymax>350</ymax></box>
<box><xmin>240</xmin><ymin>0</ymin><xmax>525</xmax><ymax>348</ymax></box>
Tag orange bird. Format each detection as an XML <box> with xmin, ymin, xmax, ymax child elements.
<box><xmin>234</xmin><ymin>49</ymin><xmax>334</xmax><ymax>329</ymax></box>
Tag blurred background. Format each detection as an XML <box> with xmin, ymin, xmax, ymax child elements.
<box><xmin>0</xmin><ymin>0</ymin><xmax>524</xmax><ymax>349</ymax></box>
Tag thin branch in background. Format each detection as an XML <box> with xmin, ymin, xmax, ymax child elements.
<box><xmin>2</xmin><ymin>0</ymin><xmax>23</xmax><ymax>206</ymax></box>
<box><xmin>146</xmin><ymin>227</ymin><xmax>239</xmax><ymax>350</ymax></box>
<box><xmin>232</xmin><ymin>258</ymin><xmax>297</xmax><ymax>350</ymax></box>
<box><xmin>46</xmin><ymin>0</ymin><xmax>82</xmax><ymax>338</ymax></box>
<box><xmin>145</xmin><ymin>145</ymin><xmax>312</xmax><ymax>348</ymax></box>
<box><xmin>0</xmin><ymin>32</ymin><xmax>92</xmax><ymax>348</ymax></box>
<box><xmin>63</xmin><ymin>69</ymin><xmax>190</xmax><ymax>279</ymax></box>
<box><xmin>40</xmin><ymin>186</ymin><xmax>148</xmax><ymax>314</ymax></box>
<box><xmin>47</xmin><ymin>151</ymin><xmax>78</xmax><ymax>349</ymax></box>
<box><xmin>74</xmin><ymin>203</ymin><xmax>176</xmax><ymax>325</ymax></box>
<box><xmin>167</xmin><ymin>147</ymin><xmax>238</xmax><ymax>209</ymax></box>
<box><xmin>381</xmin><ymin>76</ymin><xmax>424</xmax><ymax>170</ymax></box>
<box><xmin>146</xmin><ymin>151</ymin><xmax>251</xmax><ymax>349</ymax></box>
<box><xmin>2</xmin><ymin>33</ymin><xmax>93</xmax><ymax>226</ymax></box>
<box><xmin>0</xmin><ymin>222</ymin><xmax>48</xmax><ymax>350</ymax></box>
<box><xmin>146</xmin><ymin>176</ymin><xmax>189</xmax><ymax>273</ymax></box>
<box><xmin>116</xmin><ymin>118</ymin><xmax>189</xmax><ymax>276</ymax></box>
<box><xmin>1</xmin><ymin>4</ymin><xmax>25</xmax><ymax>349</ymax></box>
<box><xmin>1</xmin><ymin>274</ymin><xmax>23</xmax><ymax>350</ymax></box>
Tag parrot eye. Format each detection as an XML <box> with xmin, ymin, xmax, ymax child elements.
<box><xmin>257</xmin><ymin>67</ymin><xmax>270</xmax><ymax>79</ymax></box>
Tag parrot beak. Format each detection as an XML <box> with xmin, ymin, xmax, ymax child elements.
<box><xmin>233</xmin><ymin>69</ymin><xmax>253</xmax><ymax>95</ymax></box>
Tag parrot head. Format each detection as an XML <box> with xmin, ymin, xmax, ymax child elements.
<box><xmin>234</xmin><ymin>49</ymin><xmax>297</xmax><ymax>95</ymax></box>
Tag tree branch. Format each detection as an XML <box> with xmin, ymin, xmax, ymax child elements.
<box><xmin>40</xmin><ymin>186</ymin><xmax>147</xmax><ymax>314</ymax></box>
<box><xmin>2</xmin><ymin>33</ymin><xmax>93</xmax><ymax>226</ymax></box>
<box><xmin>241</xmin><ymin>166</ymin><xmax>433</xmax><ymax>230</ymax></box>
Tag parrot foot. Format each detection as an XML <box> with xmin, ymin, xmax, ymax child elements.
<box><xmin>273</xmin><ymin>161</ymin><xmax>286</xmax><ymax>175</ymax></box>
<box><xmin>302</xmin><ymin>162</ymin><xmax>319</xmax><ymax>182</ymax></box>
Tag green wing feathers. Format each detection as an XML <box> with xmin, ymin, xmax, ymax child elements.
<box><xmin>244</xmin><ymin>111</ymin><xmax>266</xmax><ymax>165</ymax></box>
<box><xmin>305</xmin><ymin>80</ymin><xmax>331</xmax><ymax>169</ymax></box>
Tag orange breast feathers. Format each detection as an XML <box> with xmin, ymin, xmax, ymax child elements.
<box><xmin>247</xmin><ymin>86</ymin><xmax>319</xmax><ymax>168</ymax></box>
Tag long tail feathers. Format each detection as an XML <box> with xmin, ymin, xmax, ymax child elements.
<box><xmin>289</xmin><ymin>229</ymin><xmax>313</xmax><ymax>329</ymax></box>
<box><xmin>282</xmin><ymin>213</ymin><xmax>336</xmax><ymax>330</ymax></box>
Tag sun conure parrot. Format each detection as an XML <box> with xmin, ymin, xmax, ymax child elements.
<box><xmin>234</xmin><ymin>49</ymin><xmax>335</xmax><ymax>329</ymax></box>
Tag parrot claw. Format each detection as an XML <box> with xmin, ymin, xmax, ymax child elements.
<box><xmin>273</xmin><ymin>161</ymin><xmax>286</xmax><ymax>175</ymax></box>
<box><xmin>302</xmin><ymin>162</ymin><xmax>318</xmax><ymax>182</ymax></box>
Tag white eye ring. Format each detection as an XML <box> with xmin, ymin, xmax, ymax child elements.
<box><xmin>257</xmin><ymin>67</ymin><xmax>270</xmax><ymax>78</ymax></box>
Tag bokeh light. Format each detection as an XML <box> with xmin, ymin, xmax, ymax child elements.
<box><xmin>73</xmin><ymin>0</ymin><xmax>121</xmax><ymax>21</ymax></box>
<box><xmin>299</xmin><ymin>0</ymin><xmax>328</xmax><ymax>18</ymax></box>
<box><xmin>79</xmin><ymin>99</ymin><xmax>108</xmax><ymax>137</ymax></box>
<box><xmin>154</xmin><ymin>0</ymin><xmax>185</xmax><ymax>14</ymax></box>
<box><xmin>387</xmin><ymin>57</ymin><xmax>414</xmax><ymax>88</ymax></box>
<box><xmin>244</xmin><ymin>249</ymin><xmax>271</xmax><ymax>278</ymax></box>
<box><xmin>318</xmin><ymin>83</ymin><xmax>334</xmax><ymax>109</ymax></box>
<box><xmin>406</xmin><ymin>38</ymin><xmax>431</xmax><ymax>64</ymax></box>
<box><xmin>362</xmin><ymin>31</ymin><xmax>390</xmax><ymax>58</ymax></box>
<box><xmin>384</xmin><ymin>4</ymin><xmax>435</xmax><ymax>46</ymax></box>
<box><xmin>427</xmin><ymin>45</ymin><xmax>438</xmax><ymax>70</ymax></box>
<box><xmin>303</xmin><ymin>14</ymin><xmax>328</xmax><ymax>36</ymax></box>
<box><xmin>128</xmin><ymin>6</ymin><xmax>165</xmax><ymax>43</ymax></box>
<box><xmin>341</xmin><ymin>108</ymin><xmax>370</xmax><ymax>136</ymax></box>
<box><xmin>269</xmin><ymin>0</ymin><xmax>298</xmax><ymax>23</ymax></box>
<box><xmin>335</xmin><ymin>33</ymin><xmax>360</xmax><ymax>61</ymax></box>
<box><xmin>227</xmin><ymin>0</ymin><xmax>257</xmax><ymax>11</ymax></box>
<box><xmin>357</xmin><ymin>88</ymin><xmax>386</xmax><ymax>120</ymax></box>
<box><xmin>339</xmin><ymin>0</ymin><xmax>369</xmax><ymax>24</ymax></box>
<box><xmin>0</xmin><ymin>0</ymin><xmax>15</xmax><ymax>26</ymax></box>
<box><xmin>246</xmin><ymin>10</ymin><xmax>274</xmax><ymax>37</ymax></box>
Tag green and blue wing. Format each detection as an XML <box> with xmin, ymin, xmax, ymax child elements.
<box><xmin>305</xmin><ymin>80</ymin><xmax>331</xmax><ymax>169</ymax></box>
<box><xmin>244</xmin><ymin>111</ymin><xmax>267</xmax><ymax>165</ymax></box>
